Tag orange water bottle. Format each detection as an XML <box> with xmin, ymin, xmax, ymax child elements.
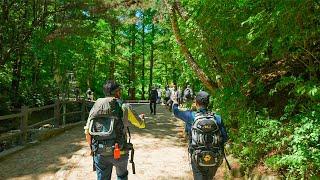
<box><xmin>114</xmin><ymin>143</ymin><xmax>120</xmax><ymax>160</ymax></box>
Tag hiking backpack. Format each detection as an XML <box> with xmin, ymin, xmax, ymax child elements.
<box><xmin>87</xmin><ymin>98</ymin><xmax>129</xmax><ymax>154</ymax></box>
<box><xmin>191</xmin><ymin>112</ymin><xmax>223</xmax><ymax>167</ymax></box>
<box><xmin>184</xmin><ymin>88</ymin><xmax>192</xmax><ymax>100</ymax></box>
<box><xmin>150</xmin><ymin>89</ymin><xmax>158</xmax><ymax>101</ymax></box>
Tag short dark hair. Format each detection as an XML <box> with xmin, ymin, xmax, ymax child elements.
<box><xmin>195</xmin><ymin>91</ymin><xmax>210</xmax><ymax>107</ymax></box>
<box><xmin>103</xmin><ymin>80</ymin><xmax>120</xmax><ymax>96</ymax></box>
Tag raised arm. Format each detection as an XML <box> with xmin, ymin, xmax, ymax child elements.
<box><xmin>172</xmin><ymin>103</ymin><xmax>193</xmax><ymax>125</ymax></box>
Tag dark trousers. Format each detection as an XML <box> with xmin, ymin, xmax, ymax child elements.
<box><xmin>188</xmin><ymin>150</ymin><xmax>223</xmax><ymax>180</ymax></box>
<box><xmin>94</xmin><ymin>154</ymin><xmax>129</xmax><ymax>180</ymax></box>
<box><xmin>190</xmin><ymin>153</ymin><xmax>219</xmax><ymax>180</ymax></box>
<box><xmin>150</xmin><ymin>101</ymin><xmax>156</xmax><ymax>115</ymax></box>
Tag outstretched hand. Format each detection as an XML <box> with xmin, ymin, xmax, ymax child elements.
<box><xmin>171</xmin><ymin>96</ymin><xmax>178</xmax><ymax>105</ymax></box>
<box><xmin>138</xmin><ymin>113</ymin><xmax>145</xmax><ymax>120</ymax></box>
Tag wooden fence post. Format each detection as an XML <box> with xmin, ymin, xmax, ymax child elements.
<box><xmin>81</xmin><ymin>100</ymin><xmax>86</xmax><ymax>122</ymax></box>
<box><xmin>20</xmin><ymin>106</ymin><xmax>29</xmax><ymax>145</ymax></box>
<box><xmin>54</xmin><ymin>100</ymin><xmax>60</xmax><ymax>128</ymax></box>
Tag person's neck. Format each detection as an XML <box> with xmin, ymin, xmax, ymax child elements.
<box><xmin>197</xmin><ymin>106</ymin><xmax>207</xmax><ymax>112</ymax></box>
<box><xmin>105</xmin><ymin>96</ymin><xmax>116</xmax><ymax>98</ymax></box>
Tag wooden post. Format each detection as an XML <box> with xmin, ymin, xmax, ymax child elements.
<box><xmin>81</xmin><ymin>100</ymin><xmax>86</xmax><ymax>122</ymax></box>
<box><xmin>54</xmin><ymin>100</ymin><xmax>60</xmax><ymax>128</ymax></box>
<box><xmin>20</xmin><ymin>106</ymin><xmax>29</xmax><ymax>145</ymax></box>
<box><xmin>62</xmin><ymin>101</ymin><xmax>66</xmax><ymax>126</ymax></box>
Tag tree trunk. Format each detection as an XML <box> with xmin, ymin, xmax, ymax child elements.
<box><xmin>0</xmin><ymin>0</ymin><xmax>10</xmax><ymax>66</ymax></box>
<box><xmin>0</xmin><ymin>0</ymin><xmax>9</xmax><ymax>65</ymax></box>
<box><xmin>141</xmin><ymin>13</ymin><xmax>146</xmax><ymax>100</ymax></box>
<box><xmin>128</xmin><ymin>24</ymin><xmax>136</xmax><ymax>100</ymax></box>
<box><xmin>11</xmin><ymin>51</ymin><xmax>22</xmax><ymax>108</ymax></box>
<box><xmin>164</xmin><ymin>1</ymin><xmax>217</xmax><ymax>93</ymax></box>
<box><xmin>32</xmin><ymin>55</ymin><xmax>40</xmax><ymax>87</ymax></box>
<box><xmin>149</xmin><ymin>23</ymin><xmax>155</xmax><ymax>91</ymax></box>
<box><xmin>109</xmin><ymin>24</ymin><xmax>116</xmax><ymax>80</ymax></box>
<box><xmin>42</xmin><ymin>0</ymin><xmax>48</xmax><ymax>28</ymax></box>
<box><xmin>165</xmin><ymin>62</ymin><xmax>168</xmax><ymax>85</ymax></box>
<box><xmin>172</xmin><ymin>60</ymin><xmax>177</xmax><ymax>85</ymax></box>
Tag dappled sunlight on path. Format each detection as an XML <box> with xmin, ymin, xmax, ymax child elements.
<box><xmin>0</xmin><ymin>104</ymin><xmax>194</xmax><ymax>180</ymax></box>
<box><xmin>0</xmin><ymin>125</ymin><xmax>85</xmax><ymax>180</ymax></box>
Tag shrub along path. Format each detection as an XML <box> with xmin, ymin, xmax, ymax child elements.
<box><xmin>0</xmin><ymin>104</ymin><xmax>233</xmax><ymax>180</ymax></box>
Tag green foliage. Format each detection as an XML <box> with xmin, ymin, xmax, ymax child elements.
<box><xmin>270</xmin><ymin>77</ymin><xmax>320</xmax><ymax>100</ymax></box>
<box><xmin>0</xmin><ymin>0</ymin><xmax>319</xmax><ymax>178</ymax></box>
<box><xmin>264</xmin><ymin>105</ymin><xmax>320</xmax><ymax>178</ymax></box>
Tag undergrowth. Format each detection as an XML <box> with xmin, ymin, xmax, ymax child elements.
<box><xmin>211</xmin><ymin>78</ymin><xmax>320</xmax><ymax>179</ymax></box>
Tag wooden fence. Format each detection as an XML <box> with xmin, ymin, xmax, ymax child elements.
<box><xmin>0</xmin><ymin>99</ymin><xmax>151</xmax><ymax>149</ymax></box>
<box><xmin>0</xmin><ymin>99</ymin><xmax>92</xmax><ymax>146</ymax></box>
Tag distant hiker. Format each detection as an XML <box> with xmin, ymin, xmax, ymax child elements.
<box><xmin>74</xmin><ymin>87</ymin><xmax>80</xmax><ymax>100</ymax></box>
<box><xmin>183</xmin><ymin>85</ymin><xmax>193</xmax><ymax>108</ymax></box>
<box><xmin>164</xmin><ymin>85</ymin><xmax>171</xmax><ymax>106</ymax></box>
<box><xmin>172</xmin><ymin>91</ymin><xmax>228</xmax><ymax>180</ymax></box>
<box><xmin>169</xmin><ymin>84</ymin><xmax>178</xmax><ymax>110</ymax></box>
<box><xmin>183</xmin><ymin>85</ymin><xmax>193</xmax><ymax>102</ymax></box>
<box><xmin>149</xmin><ymin>86</ymin><xmax>158</xmax><ymax>115</ymax></box>
<box><xmin>157</xmin><ymin>86</ymin><xmax>162</xmax><ymax>104</ymax></box>
<box><xmin>86</xmin><ymin>88</ymin><xmax>94</xmax><ymax>101</ymax></box>
<box><xmin>84</xmin><ymin>80</ymin><xmax>144</xmax><ymax>180</ymax></box>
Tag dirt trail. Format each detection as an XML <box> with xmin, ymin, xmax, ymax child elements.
<box><xmin>0</xmin><ymin>104</ymin><xmax>232</xmax><ymax>180</ymax></box>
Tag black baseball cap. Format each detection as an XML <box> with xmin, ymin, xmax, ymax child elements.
<box><xmin>195</xmin><ymin>91</ymin><xmax>210</xmax><ymax>106</ymax></box>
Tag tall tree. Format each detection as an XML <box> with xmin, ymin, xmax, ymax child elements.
<box><xmin>141</xmin><ymin>11</ymin><xmax>146</xmax><ymax>99</ymax></box>
<box><xmin>164</xmin><ymin>0</ymin><xmax>217</xmax><ymax>93</ymax></box>
<box><xmin>110</xmin><ymin>24</ymin><xmax>116</xmax><ymax>80</ymax></box>
<box><xmin>149</xmin><ymin>22</ymin><xmax>155</xmax><ymax>91</ymax></box>
<box><xmin>128</xmin><ymin>23</ymin><xmax>136</xmax><ymax>99</ymax></box>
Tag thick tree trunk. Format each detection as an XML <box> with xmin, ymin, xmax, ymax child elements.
<box><xmin>164</xmin><ymin>1</ymin><xmax>217</xmax><ymax>93</ymax></box>
<box><xmin>141</xmin><ymin>13</ymin><xmax>146</xmax><ymax>100</ymax></box>
<box><xmin>0</xmin><ymin>0</ymin><xmax>9</xmax><ymax>66</ymax></box>
<box><xmin>149</xmin><ymin>23</ymin><xmax>155</xmax><ymax>91</ymax></box>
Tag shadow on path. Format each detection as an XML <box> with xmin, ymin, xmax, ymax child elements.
<box><xmin>130</xmin><ymin>104</ymin><xmax>187</xmax><ymax>146</ymax></box>
<box><xmin>0</xmin><ymin>104</ymin><xmax>190</xmax><ymax>180</ymax></box>
<box><xmin>0</xmin><ymin>125</ymin><xmax>85</xmax><ymax>180</ymax></box>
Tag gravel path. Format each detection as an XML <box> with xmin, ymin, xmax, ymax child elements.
<box><xmin>0</xmin><ymin>104</ymin><xmax>231</xmax><ymax>180</ymax></box>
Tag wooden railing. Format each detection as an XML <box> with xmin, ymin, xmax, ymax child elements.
<box><xmin>125</xmin><ymin>100</ymin><xmax>150</xmax><ymax>103</ymax></box>
<box><xmin>0</xmin><ymin>99</ymin><xmax>93</xmax><ymax>146</ymax></box>
<box><xmin>0</xmin><ymin>98</ymin><xmax>150</xmax><ymax>150</ymax></box>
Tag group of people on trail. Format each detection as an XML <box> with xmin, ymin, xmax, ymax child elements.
<box><xmin>85</xmin><ymin>80</ymin><xmax>228</xmax><ymax>180</ymax></box>
<box><xmin>149</xmin><ymin>84</ymin><xmax>193</xmax><ymax>115</ymax></box>
<box><xmin>163</xmin><ymin>84</ymin><xmax>194</xmax><ymax>109</ymax></box>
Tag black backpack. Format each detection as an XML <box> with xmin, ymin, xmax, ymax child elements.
<box><xmin>150</xmin><ymin>89</ymin><xmax>158</xmax><ymax>101</ymax></box>
<box><xmin>191</xmin><ymin>112</ymin><xmax>223</xmax><ymax>167</ymax></box>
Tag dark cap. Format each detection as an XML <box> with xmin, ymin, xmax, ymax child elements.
<box><xmin>195</xmin><ymin>91</ymin><xmax>210</xmax><ymax>106</ymax></box>
<box><xmin>103</xmin><ymin>80</ymin><xmax>120</xmax><ymax>96</ymax></box>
